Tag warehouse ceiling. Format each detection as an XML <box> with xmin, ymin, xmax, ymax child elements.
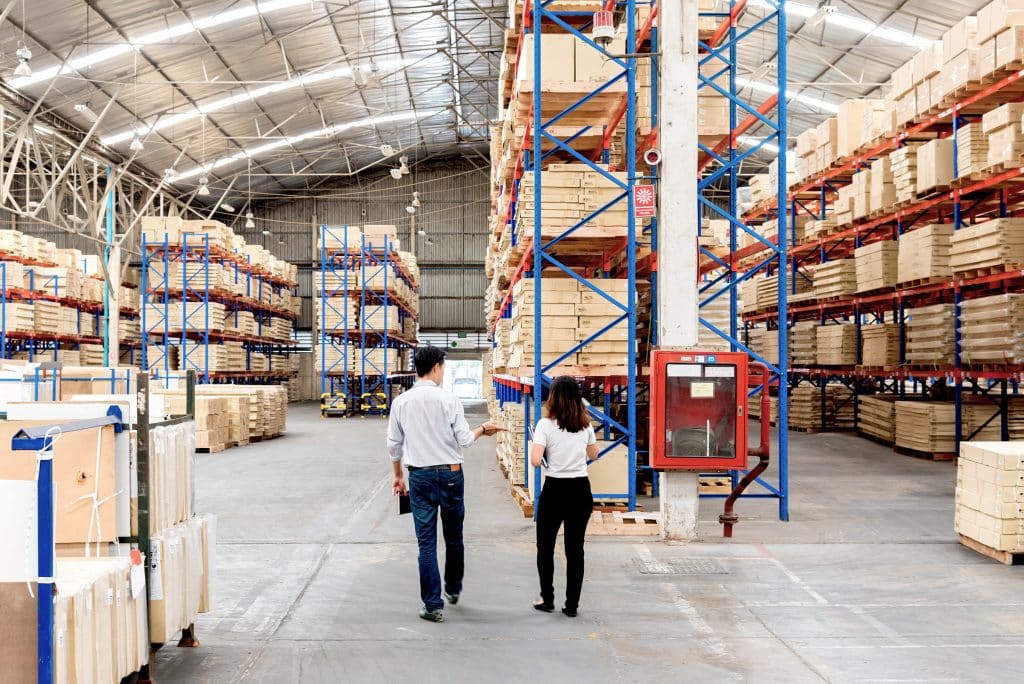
<box><xmin>0</xmin><ymin>0</ymin><xmax>998</xmax><ymax>201</ymax></box>
<box><xmin>0</xmin><ymin>0</ymin><xmax>502</xmax><ymax>205</ymax></box>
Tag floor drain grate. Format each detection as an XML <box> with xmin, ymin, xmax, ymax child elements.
<box><xmin>634</xmin><ymin>558</ymin><xmax>729</xmax><ymax>575</ymax></box>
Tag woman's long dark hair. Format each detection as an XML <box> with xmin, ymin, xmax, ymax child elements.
<box><xmin>546</xmin><ymin>376</ymin><xmax>589</xmax><ymax>433</ymax></box>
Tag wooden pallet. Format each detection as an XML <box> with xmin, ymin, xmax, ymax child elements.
<box><xmin>511</xmin><ymin>484</ymin><xmax>534</xmax><ymax>518</ymax></box>
<box><xmin>197</xmin><ymin>444</ymin><xmax>227</xmax><ymax>453</ymax></box>
<box><xmin>893</xmin><ymin>445</ymin><xmax>955</xmax><ymax>461</ymax></box>
<box><xmin>587</xmin><ymin>510</ymin><xmax>660</xmax><ymax>536</ymax></box>
<box><xmin>958</xmin><ymin>534</ymin><xmax>1024</xmax><ymax>565</ymax></box>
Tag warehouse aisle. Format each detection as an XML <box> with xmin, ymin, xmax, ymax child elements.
<box><xmin>153</xmin><ymin>404</ymin><xmax>1024</xmax><ymax>682</ymax></box>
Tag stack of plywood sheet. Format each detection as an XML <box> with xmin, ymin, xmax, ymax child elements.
<box><xmin>789</xmin><ymin>384</ymin><xmax>854</xmax><ymax>431</ymax></box>
<box><xmin>223</xmin><ymin>341</ymin><xmax>247</xmax><ymax>372</ymax></box>
<box><xmin>857</xmin><ymin>394</ymin><xmax>898</xmax><ymax>444</ymax></box>
<box><xmin>898</xmin><ymin>224</ymin><xmax>953</xmax><ymax>283</ymax></box>
<box><xmin>316</xmin><ymin>340</ymin><xmax>356</xmax><ymax>375</ymax></box>
<box><xmin>950</xmin><ymin>218</ymin><xmax>1024</xmax><ymax>275</ymax></box>
<box><xmin>960</xmin><ymin>293</ymin><xmax>1024</xmax><ymax>364</ymax></box>
<box><xmin>697</xmin><ymin>292</ymin><xmax>738</xmax><ymax>352</ymax></box>
<box><xmin>955</xmin><ymin>442</ymin><xmax>1024</xmax><ymax>556</ymax></box>
<box><xmin>748</xmin><ymin>326</ymin><xmax>782</xmax><ymax>366</ymax></box>
<box><xmin>805</xmin><ymin>217</ymin><xmax>837</xmax><ymax>240</ymax></box>
<box><xmin>5</xmin><ymin>301</ymin><xmax>34</xmax><ymax>332</ymax></box>
<box><xmin>812</xmin><ymin>259</ymin><xmax>857</xmax><ymax>299</ymax></box>
<box><xmin>508</xmin><ymin>277</ymin><xmax>579</xmax><ymax>371</ymax></box>
<box><xmin>144</xmin><ymin>301</ymin><xmax>227</xmax><ymax>334</ymax></box>
<box><xmin>361</xmin><ymin>305</ymin><xmax>402</xmax><ymax>335</ymax></box>
<box><xmin>860</xmin><ymin>324</ymin><xmax>901</xmax><ymax>368</ymax></box>
<box><xmin>790</xmin><ymin>321</ymin><xmax>817</xmax><ymax>366</ymax></box>
<box><xmin>816</xmin><ymin>324</ymin><xmax>858</xmax><ymax>365</ymax></box>
<box><xmin>148</xmin><ymin>516</ymin><xmax>215</xmax><ymax>644</ymax></box>
<box><xmin>956</xmin><ymin>122</ymin><xmax>988</xmax><ymax>177</ymax></box>
<box><xmin>890</xmin><ymin>144</ymin><xmax>921</xmax><ymax>204</ymax></box>
<box><xmin>177</xmin><ymin>342</ymin><xmax>228</xmax><ymax>372</ymax></box>
<box><xmin>895</xmin><ymin>401</ymin><xmax>956</xmax><ymax>454</ymax></box>
<box><xmin>855</xmin><ymin>241</ymin><xmax>899</xmax><ymax>292</ymax></box>
<box><xmin>516</xmin><ymin>164</ymin><xmax>629</xmax><ymax>237</ymax></box>
<box><xmin>79</xmin><ymin>343</ymin><xmax>105</xmax><ymax>366</ymax></box>
<box><xmin>576</xmin><ymin>279</ymin><xmax>630</xmax><ymax>366</ymax></box>
<box><xmin>496</xmin><ymin>401</ymin><xmax>526</xmax><ymax>484</ymax></box>
<box><xmin>963</xmin><ymin>400</ymin><xmax>1024</xmax><ymax>441</ymax></box>
<box><xmin>905</xmin><ymin>303</ymin><xmax>955</xmax><ymax>365</ymax></box>
<box><xmin>33</xmin><ymin>300</ymin><xmax>63</xmax><ymax>333</ymax></box>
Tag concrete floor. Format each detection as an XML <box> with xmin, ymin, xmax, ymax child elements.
<box><xmin>154</xmin><ymin>402</ymin><xmax>1024</xmax><ymax>683</ymax></box>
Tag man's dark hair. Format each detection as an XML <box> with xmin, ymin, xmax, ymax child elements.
<box><xmin>414</xmin><ymin>345</ymin><xmax>446</xmax><ymax>377</ymax></box>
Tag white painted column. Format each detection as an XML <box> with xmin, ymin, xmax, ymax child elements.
<box><xmin>658</xmin><ymin>0</ymin><xmax>700</xmax><ymax>541</ymax></box>
<box><xmin>105</xmin><ymin>243</ymin><xmax>121</xmax><ymax>366</ymax></box>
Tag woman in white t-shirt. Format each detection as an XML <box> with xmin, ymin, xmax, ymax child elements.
<box><xmin>529</xmin><ymin>376</ymin><xmax>598</xmax><ymax>617</ymax></box>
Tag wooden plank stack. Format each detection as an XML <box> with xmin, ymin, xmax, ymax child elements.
<box><xmin>955</xmin><ymin>442</ymin><xmax>1024</xmax><ymax>557</ymax></box>
<box><xmin>890</xmin><ymin>144</ymin><xmax>922</xmax><ymax>204</ymax></box>
<box><xmin>812</xmin><ymin>259</ymin><xmax>857</xmax><ymax>299</ymax></box>
<box><xmin>857</xmin><ymin>394</ymin><xmax>898</xmax><ymax>444</ymax></box>
<box><xmin>748</xmin><ymin>326</ymin><xmax>782</xmax><ymax>366</ymax></box>
<box><xmin>905</xmin><ymin>303</ymin><xmax>955</xmax><ymax>365</ymax></box>
<box><xmin>789</xmin><ymin>384</ymin><xmax>854</xmax><ymax>431</ymax></box>
<box><xmin>816</xmin><ymin>323</ymin><xmax>858</xmax><ymax>365</ymax></box>
<box><xmin>916</xmin><ymin>137</ymin><xmax>954</xmax><ymax>194</ymax></box>
<box><xmin>898</xmin><ymin>224</ymin><xmax>953</xmax><ymax>283</ymax></box>
<box><xmin>496</xmin><ymin>401</ymin><xmax>526</xmax><ymax>484</ymax></box>
<box><xmin>894</xmin><ymin>401</ymin><xmax>956</xmax><ymax>454</ymax></box>
<box><xmin>860</xmin><ymin>324</ymin><xmax>900</xmax><ymax>367</ymax></box>
<box><xmin>194</xmin><ymin>397</ymin><xmax>229</xmax><ymax>451</ymax></box>
<box><xmin>790</xmin><ymin>321</ymin><xmax>817</xmax><ymax>366</ymax></box>
<box><xmin>956</xmin><ymin>123</ymin><xmax>988</xmax><ymax>177</ymax></box>
<box><xmin>855</xmin><ymin>241</ymin><xmax>899</xmax><ymax>292</ymax></box>
<box><xmin>950</xmin><ymin>218</ymin><xmax>1024</xmax><ymax>274</ymax></box>
<box><xmin>960</xmin><ymin>293</ymin><xmax>1024</xmax><ymax>364</ymax></box>
<box><xmin>963</xmin><ymin>400</ymin><xmax>1024</xmax><ymax>441</ymax></box>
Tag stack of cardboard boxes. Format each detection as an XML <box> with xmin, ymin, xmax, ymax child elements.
<box><xmin>956</xmin><ymin>441</ymin><xmax>1024</xmax><ymax>557</ymax></box>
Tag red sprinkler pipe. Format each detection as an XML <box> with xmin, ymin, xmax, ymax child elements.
<box><xmin>720</xmin><ymin>362</ymin><xmax>771</xmax><ymax>537</ymax></box>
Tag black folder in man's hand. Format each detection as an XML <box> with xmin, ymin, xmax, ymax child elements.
<box><xmin>399</xmin><ymin>494</ymin><xmax>412</xmax><ymax>515</ymax></box>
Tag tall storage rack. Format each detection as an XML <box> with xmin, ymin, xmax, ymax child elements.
<box><xmin>141</xmin><ymin>232</ymin><xmax>299</xmax><ymax>385</ymax></box>
<box><xmin>490</xmin><ymin>0</ymin><xmax>791</xmax><ymax>520</ymax></box>
<box><xmin>318</xmin><ymin>225</ymin><xmax>418</xmax><ymax>415</ymax></box>
<box><xmin>738</xmin><ymin>25</ymin><xmax>1024</xmax><ymax>456</ymax></box>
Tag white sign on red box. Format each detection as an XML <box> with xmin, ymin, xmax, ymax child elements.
<box><xmin>633</xmin><ymin>184</ymin><xmax>656</xmax><ymax>218</ymax></box>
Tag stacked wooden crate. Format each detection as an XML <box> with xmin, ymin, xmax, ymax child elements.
<box><xmin>855</xmin><ymin>241</ymin><xmax>899</xmax><ymax>292</ymax></box>
<box><xmin>857</xmin><ymin>394</ymin><xmax>898</xmax><ymax>444</ymax></box>
<box><xmin>496</xmin><ymin>402</ymin><xmax>526</xmax><ymax>484</ymax></box>
<box><xmin>905</xmin><ymin>303</ymin><xmax>955</xmax><ymax>365</ymax></box>
<box><xmin>916</xmin><ymin>137</ymin><xmax>954</xmax><ymax>194</ymax></box>
<box><xmin>515</xmin><ymin>164</ymin><xmax>629</xmax><ymax>241</ymax></box>
<box><xmin>508</xmin><ymin>277</ymin><xmax>577</xmax><ymax>371</ymax></box>
<box><xmin>748</xmin><ymin>326</ymin><xmax>782</xmax><ymax>366</ymax></box>
<box><xmin>812</xmin><ymin>259</ymin><xmax>857</xmax><ymax>299</ymax></box>
<box><xmin>816</xmin><ymin>323</ymin><xmax>858</xmax><ymax>365</ymax></box>
<box><xmin>869</xmin><ymin>157</ymin><xmax>895</xmax><ymax>213</ymax></box>
<box><xmin>860</xmin><ymin>324</ymin><xmax>901</xmax><ymax>368</ymax></box>
<box><xmin>964</xmin><ymin>400</ymin><xmax>1024</xmax><ymax>441</ymax></box>
<box><xmin>960</xmin><ymin>293</ymin><xmax>1024</xmax><ymax>364</ymax></box>
<box><xmin>895</xmin><ymin>401</ymin><xmax>957</xmax><ymax>455</ymax></box>
<box><xmin>194</xmin><ymin>396</ymin><xmax>229</xmax><ymax>451</ymax></box>
<box><xmin>577</xmin><ymin>279</ymin><xmax>630</xmax><ymax>367</ymax></box>
<box><xmin>955</xmin><ymin>442</ymin><xmax>1024</xmax><ymax>558</ymax></box>
<box><xmin>950</xmin><ymin>218</ymin><xmax>1024</xmax><ymax>274</ymax></box>
<box><xmin>898</xmin><ymin>224</ymin><xmax>953</xmax><ymax>283</ymax></box>
<box><xmin>697</xmin><ymin>292</ymin><xmax>738</xmax><ymax>352</ymax></box>
<box><xmin>982</xmin><ymin>102</ymin><xmax>1024</xmax><ymax>169</ymax></box>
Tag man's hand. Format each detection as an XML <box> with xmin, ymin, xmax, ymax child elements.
<box><xmin>393</xmin><ymin>476</ymin><xmax>408</xmax><ymax>496</ymax></box>
<box><xmin>480</xmin><ymin>421</ymin><xmax>503</xmax><ymax>437</ymax></box>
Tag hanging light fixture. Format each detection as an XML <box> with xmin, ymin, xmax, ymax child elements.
<box><xmin>389</xmin><ymin>168</ymin><xmax>403</xmax><ymax>180</ymax></box>
<box><xmin>129</xmin><ymin>131</ymin><xmax>144</xmax><ymax>151</ymax></box>
<box><xmin>245</xmin><ymin>211</ymin><xmax>255</xmax><ymax>229</ymax></box>
<box><xmin>197</xmin><ymin>175</ymin><xmax>211</xmax><ymax>196</ymax></box>
<box><xmin>13</xmin><ymin>42</ymin><xmax>32</xmax><ymax>78</ymax></box>
<box><xmin>261</xmin><ymin>228</ymin><xmax>272</xmax><ymax>236</ymax></box>
<box><xmin>380</xmin><ymin>143</ymin><xmax>395</xmax><ymax>157</ymax></box>
<box><xmin>220</xmin><ymin>203</ymin><xmax>235</xmax><ymax>213</ymax></box>
<box><xmin>412</xmin><ymin>190</ymin><xmax>420</xmax><ymax>208</ymax></box>
<box><xmin>417</xmin><ymin>229</ymin><xmax>427</xmax><ymax>236</ymax></box>
<box><xmin>399</xmin><ymin>155</ymin><xmax>410</xmax><ymax>175</ymax></box>
<box><xmin>405</xmin><ymin>205</ymin><xmax>416</xmax><ymax>215</ymax></box>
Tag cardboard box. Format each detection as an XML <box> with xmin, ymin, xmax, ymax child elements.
<box><xmin>943</xmin><ymin>16</ymin><xmax>979</xmax><ymax>62</ymax></box>
<box><xmin>982</xmin><ymin>102</ymin><xmax>1024</xmax><ymax>132</ymax></box>
<box><xmin>916</xmin><ymin>137</ymin><xmax>955</xmax><ymax>193</ymax></box>
<box><xmin>995</xmin><ymin>25</ymin><xmax>1024</xmax><ymax>67</ymax></box>
<box><xmin>517</xmin><ymin>34</ymin><xmax>575</xmax><ymax>83</ymax></box>
<box><xmin>891</xmin><ymin>61</ymin><xmax>915</xmax><ymax>97</ymax></box>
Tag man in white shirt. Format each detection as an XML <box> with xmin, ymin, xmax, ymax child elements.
<box><xmin>388</xmin><ymin>346</ymin><xmax>500</xmax><ymax>623</ymax></box>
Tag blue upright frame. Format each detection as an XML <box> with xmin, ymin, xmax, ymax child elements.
<box><xmin>696</xmin><ymin>0</ymin><xmax>790</xmax><ymax>520</ymax></box>
<box><xmin>529</xmin><ymin>0</ymin><xmax>639</xmax><ymax>511</ymax></box>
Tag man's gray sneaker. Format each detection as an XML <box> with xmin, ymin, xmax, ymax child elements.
<box><xmin>419</xmin><ymin>607</ymin><xmax>444</xmax><ymax>622</ymax></box>
<box><xmin>444</xmin><ymin>592</ymin><xmax>460</xmax><ymax>606</ymax></box>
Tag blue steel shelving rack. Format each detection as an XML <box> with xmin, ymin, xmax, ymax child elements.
<box><xmin>695</xmin><ymin>0</ymin><xmax>791</xmax><ymax>519</ymax></box>
<box><xmin>318</xmin><ymin>225</ymin><xmax>417</xmax><ymax>414</ymax></box>
<box><xmin>141</xmin><ymin>232</ymin><xmax>299</xmax><ymax>385</ymax></box>
<box><xmin>521</xmin><ymin>0</ymin><xmax>641</xmax><ymax>510</ymax></box>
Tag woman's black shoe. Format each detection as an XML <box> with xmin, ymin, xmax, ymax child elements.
<box><xmin>562</xmin><ymin>607</ymin><xmax>577</xmax><ymax>618</ymax></box>
<box><xmin>533</xmin><ymin>598</ymin><xmax>555</xmax><ymax>613</ymax></box>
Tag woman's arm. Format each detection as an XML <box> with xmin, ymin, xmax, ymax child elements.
<box><xmin>586</xmin><ymin>443</ymin><xmax>599</xmax><ymax>463</ymax></box>
<box><xmin>530</xmin><ymin>441</ymin><xmax>546</xmax><ymax>467</ymax></box>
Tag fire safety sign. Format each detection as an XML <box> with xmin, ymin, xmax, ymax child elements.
<box><xmin>633</xmin><ymin>184</ymin><xmax>656</xmax><ymax>218</ymax></box>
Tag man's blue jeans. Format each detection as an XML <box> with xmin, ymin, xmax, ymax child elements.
<box><xmin>408</xmin><ymin>467</ymin><xmax>465</xmax><ymax>612</ymax></box>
